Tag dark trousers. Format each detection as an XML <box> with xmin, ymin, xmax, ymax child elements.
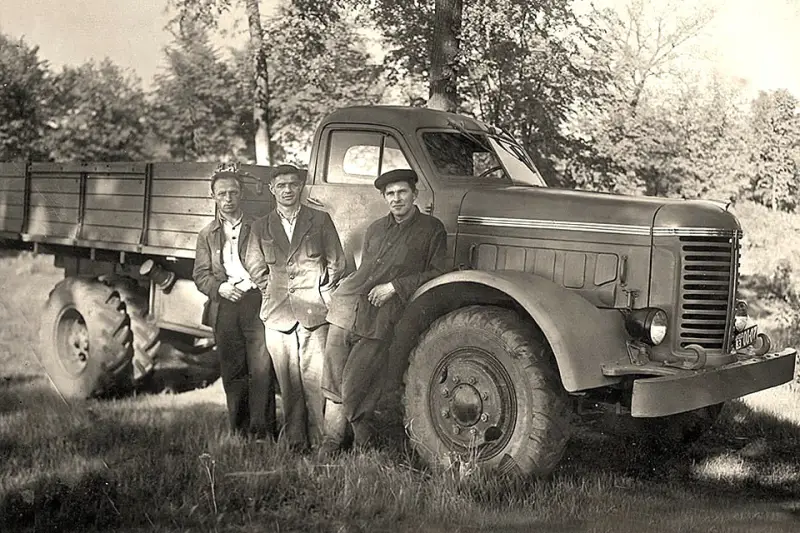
<box><xmin>321</xmin><ymin>325</ymin><xmax>385</xmax><ymax>423</ymax></box>
<box><xmin>215</xmin><ymin>291</ymin><xmax>276</xmax><ymax>439</ymax></box>
<box><xmin>264</xmin><ymin>323</ymin><xmax>327</xmax><ymax>448</ymax></box>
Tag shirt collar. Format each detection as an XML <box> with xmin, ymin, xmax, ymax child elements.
<box><xmin>277</xmin><ymin>205</ymin><xmax>301</xmax><ymax>223</ymax></box>
<box><xmin>386</xmin><ymin>205</ymin><xmax>420</xmax><ymax>227</ymax></box>
<box><xmin>219</xmin><ymin>212</ymin><xmax>244</xmax><ymax>230</ymax></box>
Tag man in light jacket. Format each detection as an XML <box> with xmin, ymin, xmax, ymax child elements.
<box><xmin>245</xmin><ymin>164</ymin><xmax>347</xmax><ymax>451</ymax></box>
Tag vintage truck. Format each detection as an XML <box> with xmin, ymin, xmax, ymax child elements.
<box><xmin>0</xmin><ymin>105</ymin><xmax>795</xmax><ymax>477</ymax></box>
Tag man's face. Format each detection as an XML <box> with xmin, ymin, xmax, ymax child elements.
<box><xmin>269</xmin><ymin>173</ymin><xmax>304</xmax><ymax>208</ymax></box>
<box><xmin>212</xmin><ymin>177</ymin><xmax>242</xmax><ymax>216</ymax></box>
<box><xmin>382</xmin><ymin>181</ymin><xmax>417</xmax><ymax>219</ymax></box>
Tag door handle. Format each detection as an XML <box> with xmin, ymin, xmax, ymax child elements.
<box><xmin>306</xmin><ymin>196</ymin><xmax>325</xmax><ymax>208</ymax></box>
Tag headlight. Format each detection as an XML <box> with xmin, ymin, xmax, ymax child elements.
<box><xmin>625</xmin><ymin>308</ymin><xmax>669</xmax><ymax>346</ymax></box>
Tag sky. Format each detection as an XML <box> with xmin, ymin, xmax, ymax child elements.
<box><xmin>0</xmin><ymin>0</ymin><xmax>799</xmax><ymax>97</ymax></box>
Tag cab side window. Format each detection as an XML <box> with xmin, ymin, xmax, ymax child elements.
<box><xmin>325</xmin><ymin>130</ymin><xmax>411</xmax><ymax>184</ymax></box>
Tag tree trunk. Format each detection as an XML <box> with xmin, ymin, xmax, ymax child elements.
<box><xmin>428</xmin><ymin>0</ymin><xmax>462</xmax><ymax>113</ymax></box>
<box><xmin>244</xmin><ymin>0</ymin><xmax>273</xmax><ymax>165</ymax></box>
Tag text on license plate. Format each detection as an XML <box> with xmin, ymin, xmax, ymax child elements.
<box><xmin>734</xmin><ymin>325</ymin><xmax>758</xmax><ymax>350</ymax></box>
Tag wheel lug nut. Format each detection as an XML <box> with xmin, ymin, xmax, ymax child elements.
<box><xmin>441</xmin><ymin>409</ymin><xmax>450</xmax><ymax>419</ymax></box>
<box><xmin>482</xmin><ymin>392</ymin><xmax>489</xmax><ymax>400</ymax></box>
<box><xmin>469</xmin><ymin>376</ymin><xmax>477</xmax><ymax>385</ymax></box>
<box><xmin>452</xmin><ymin>375</ymin><xmax>461</xmax><ymax>384</ymax></box>
<box><xmin>480</xmin><ymin>413</ymin><xmax>489</xmax><ymax>422</ymax></box>
<box><xmin>453</xmin><ymin>425</ymin><xmax>461</xmax><ymax>435</ymax></box>
<box><xmin>442</xmin><ymin>387</ymin><xmax>450</xmax><ymax>397</ymax></box>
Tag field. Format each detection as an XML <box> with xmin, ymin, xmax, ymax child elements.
<box><xmin>2</xmin><ymin>201</ymin><xmax>800</xmax><ymax>532</ymax></box>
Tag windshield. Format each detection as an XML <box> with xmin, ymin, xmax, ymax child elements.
<box><xmin>421</xmin><ymin>129</ymin><xmax>546</xmax><ymax>187</ymax></box>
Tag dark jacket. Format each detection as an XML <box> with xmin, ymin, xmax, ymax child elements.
<box><xmin>193</xmin><ymin>214</ymin><xmax>256</xmax><ymax>328</ymax></box>
<box><xmin>326</xmin><ymin>207</ymin><xmax>448</xmax><ymax>340</ymax></box>
<box><xmin>245</xmin><ymin>205</ymin><xmax>347</xmax><ymax>332</ymax></box>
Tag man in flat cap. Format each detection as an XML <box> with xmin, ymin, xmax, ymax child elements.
<box><xmin>245</xmin><ymin>164</ymin><xmax>347</xmax><ymax>452</ymax></box>
<box><xmin>318</xmin><ymin>168</ymin><xmax>448</xmax><ymax>456</ymax></box>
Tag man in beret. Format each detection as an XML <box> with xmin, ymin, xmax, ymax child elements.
<box><xmin>193</xmin><ymin>164</ymin><xmax>276</xmax><ymax>441</ymax></box>
<box><xmin>245</xmin><ymin>164</ymin><xmax>347</xmax><ymax>452</ymax></box>
<box><xmin>318</xmin><ymin>168</ymin><xmax>448</xmax><ymax>456</ymax></box>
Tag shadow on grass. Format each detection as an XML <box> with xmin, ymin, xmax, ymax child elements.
<box><xmin>560</xmin><ymin>396</ymin><xmax>800</xmax><ymax>501</ymax></box>
<box><xmin>0</xmin><ymin>470</ymin><xmax>120</xmax><ymax>533</ymax></box>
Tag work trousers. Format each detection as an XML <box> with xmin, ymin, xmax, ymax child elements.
<box><xmin>215</xmin><ymin>291</ymin><xmax>276</xmax><ymax>439</ymax></box>
<box><xmin>264</xmin><ymin>322</ymin><xmax>327</xmax><ymax>448</ymax></box>
<box><xmin>321</xmin><ymin>324</ymin><xmax>386</xmax><ymax>423</ymax></box>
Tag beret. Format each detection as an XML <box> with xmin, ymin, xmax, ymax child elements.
<box><xmin>374</xmin><ymin>168</ymin><xmax>418</xmax><ymax>190</ymax></box>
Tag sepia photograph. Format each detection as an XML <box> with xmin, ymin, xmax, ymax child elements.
<box><xmin>0</xmin><ymin>0</ymin><xmax>799</xmax><ymax>531</ymax></box>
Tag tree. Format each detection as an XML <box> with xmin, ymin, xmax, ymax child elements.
<box><xmin>429</xmin><ymin>0</ymin><xmax>463</xmax><ymax>112</ymax></box>
<box><xmin>151</xmin><ymin>23</ymin><xmax>252</xmax><ymax>161</ymax></box>
<box><xmin>0</xmin><ymin>33</ymin><xmax>50</xmax><ymax>160</ymax></box>
<box><xmin>566</xmin><ymin>0</ymin><xmax>721</xmax><ymax>194</ymax></box>
<box><xmin>748</xmin><ymin>89</ymin><xmax>800</xmax><ymax>212</ymax></box>
<box><xmin>44</xmin><ymin>59</ymin><xmax>151</xmax><ymax>161</ymax></box>
<box><xmin>589</xmin><ymin>0</ymin><xmax>716</xmax><ymax>113</ymax></box>
<box><xmin>358</xmin><ymin>0</ymin><xmax>608</xmax><ymax>185</ymax></box>
<box><xmin>169</xmin><ymin>0</ymin><xmax>273</xmax><ymax>164</ymax></box>
<box><xmin>242</xmin><ymin>4</ymin><xmax>381</xmax><ymax>162</ymax></box>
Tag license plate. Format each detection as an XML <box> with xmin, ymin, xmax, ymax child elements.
<box><xmin>734</xmin><ymin>325</ymin><xmax>758</xmax><ymax>350</ymax></box>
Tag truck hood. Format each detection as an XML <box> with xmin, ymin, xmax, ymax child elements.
<box><xmin>458</xmin><ymin>186</ymin><xmax>741</xmax><ymax>233</ymax></box>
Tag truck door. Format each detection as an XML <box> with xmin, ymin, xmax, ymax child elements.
<box><xmin>306</xmin><ymin>127</ymin><xmax>433</xmax><ymax>270</ymax></box>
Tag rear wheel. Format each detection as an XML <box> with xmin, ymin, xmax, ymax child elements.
<box><xmin>39</xmin><ymin>278</ymin><xmax>134</xmax><ymax>399</ymax></box>
<box><xmin>404</xmin><ymin>305</ymin><xmax>571</xmax><ymax>477</ymax></box>
<box><xmin>98</xmin><ymin>275</ymin><xmax>161</xmax><ymax>383</ymax></box>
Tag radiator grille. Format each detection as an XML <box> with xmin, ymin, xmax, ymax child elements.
<box><xmin>678</xmin><ymin>235</ymin><xmax>738</xmax><ymax>350</ymax></box>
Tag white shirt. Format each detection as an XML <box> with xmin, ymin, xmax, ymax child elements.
<box><xmin>277</xmin><ymin>207</ymin><xmax>300</xmax><ymax>241</ymax></box>
<box><xmin>220</xmin><ymin>214</ymin><xmax>256</xmax><ymax>291</ymax></box>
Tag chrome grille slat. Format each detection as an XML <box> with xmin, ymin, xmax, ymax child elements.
<box><xmin>678</xmin><ymin>235</ymin><xmax>737</xmax><ymax>350</ymax></box>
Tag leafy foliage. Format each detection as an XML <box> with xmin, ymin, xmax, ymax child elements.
<box><xmin>231</xmin><ymin>4</ymin><xmax>382</xmax><ymax>163</ymax></box>
<box><xmin>748</xmin><ymin>89</ymin><xmax>800</xmax><ymax>211</ymax></box>
<box><xmin>44</xmin><ymin>59</ymin><xmax>152</xmax><ymax>161</ymax></box>
<box><xmin>0</xmin><ymin>34</ymin><xmax>50</xmax><ymax>160</ymax></box>
<box><xmin>356</xmin><ymin>0</ymin><xmax>608</xmax><ymax>185</ymax></box>
<box><xmin>151</xmin><ymin>23</ymin><xmax>252</xmax><ymax>162</ymax></box>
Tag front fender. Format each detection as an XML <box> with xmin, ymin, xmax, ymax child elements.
<box><xmin>407</xmin><ymin>270</ymin><xmax>628</xmax><ymax>392</ymax></box>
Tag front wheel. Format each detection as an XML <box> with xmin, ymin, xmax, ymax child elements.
<box><xmin>403</xmin><ymin>305</ymin><xmax>571</xmax><ymax>477</ymax></box>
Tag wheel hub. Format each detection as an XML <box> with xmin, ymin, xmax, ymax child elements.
<box><xmin>56</xmin><ymin>308</ymin><xmax>90</xmax><ymax>376</ymax></box>
<box><xmin>428</xmin><ymin>347</ymin><xmax>516</xmax><ymax>459</ymax></box>
<box><xmin>451</xmin><ymin>384</ymin><xmax>482</xmax><ymax>426</ymax></box>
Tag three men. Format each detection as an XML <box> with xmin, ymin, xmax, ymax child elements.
<box><xmin>245</xmin><ymin>165</ymin><xmax>347</xmax><ymax>451</ymax></box>
<box><xmin>193</xmin><ymin>165</ymin><xmax>277</xmax><ymax>440</ymax></box>
<box><xmin>319</xmin><ymin>169</ymin><xmax>448</xmax><ymax>455</ymax></box>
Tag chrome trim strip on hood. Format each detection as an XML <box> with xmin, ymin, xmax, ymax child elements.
<box><xmin>652</xmin><ymin>227</ymin><xmax>743</xmax><ymax>238</ymax></box>
<box><xmin>458</xmin><ymin>216</ymin><xmax>742</xmax><ymax>238</ymax></box>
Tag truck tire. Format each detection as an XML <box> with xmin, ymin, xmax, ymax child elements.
<box><xmin>39</xmin><ymin>278</ymin><xmax>134</xmax><ymax>399</ymax></box>
<box><xmin>404</xmin><ymin>305</ymin><xmax>571</xmax><ymax>477</ymax></box>
<box><xmin>98</xmin><ymin>276</ymin><xmax>161</xmax><ymax>383</ymax></box>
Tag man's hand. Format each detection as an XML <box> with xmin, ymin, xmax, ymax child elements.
<box><xmin>218</xmin><ymin>281</ymin><xmax>245</xmax><ymax>302</ymax></box>
<box><xmin>367</xmin><ymin>282</ymin><xmax>396</xmax><ymax>307</ymax></box>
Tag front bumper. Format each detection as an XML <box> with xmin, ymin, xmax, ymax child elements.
<box><xmin>629</xmin><ymin>349</ymin><xmax>797</xmax><ymax>417</ymax></box>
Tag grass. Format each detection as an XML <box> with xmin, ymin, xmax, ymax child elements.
<box><xmin>2</xmin><ymin>201</ymin><xmax>800</xmax><ymax>532</ymax></box>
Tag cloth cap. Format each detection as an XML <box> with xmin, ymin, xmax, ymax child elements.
<box><xmin>374</xmin><ymin>169</ymin><xmax>418</xmax><ymax>191</ymax></box>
